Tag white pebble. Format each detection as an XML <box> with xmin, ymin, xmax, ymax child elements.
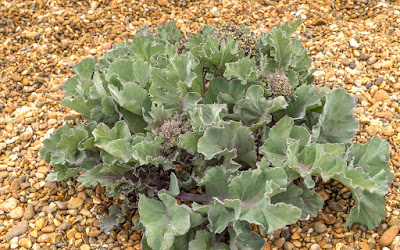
<box><xmin>350</xmin><ymin>38</ymin><xmax>360</xmax><ymax>48</ymax></box>
<box><xmin>10</xmin><ymin>244</ymin><xmax>19</xmax><ymax>249</ymax></box>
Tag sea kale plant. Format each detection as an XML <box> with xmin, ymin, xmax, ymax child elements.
<box><xmin>40</xmin><ymin>21</ymin><xmax>393</xmax><ymax>249</ymax></box>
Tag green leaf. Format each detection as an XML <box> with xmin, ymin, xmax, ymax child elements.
<box><xmin>232</xmin><ymin>85</ymin><xmax>288</xmax><ymax>130</ymax></box>
<box><xmin>156</xmin><ymin>21</ymin><xmax>182</xmax><ymax>43</ymax></box>
<box><xmin>130</xmin><ymin>36</ymin><xmax>165</xmax><ymax>63</ymax></box>
<box><xmin>132</xmin><ymin>134</ymin><xmax>166</xmax><ymax>167</ymax></box>
<box><xmin>179</xmin><ymin>132</ymin><xmax>202</xmax><ymax>154</ymax></box>
<box><xmin>224</xmin><ymin>57</ymin><xmax>258</xmax><ymax>84</ymax></box>
<box><xmin>61</xmin><ymin>97</ymin><xmax>96</xmax><ymax>120</ymax></box>
<box><xmin>312</xmin><ymin>88</ymin><xmax>359</xmax><ymax>143</ymax></box>
<box><xmin>346</xmin><ymin>170</ymin><xmax>390</xmax><ymax>229</ymax></box>
<box><xmin>150</xmin><ymin>53</ymin><xmax>200</xmax><ymax>111</ymax></box>
<box><xmin>202</xmin><ymin>37</ymin><xmax>241</xmax><ymax>75</ymax></box>
<box><xmin>100</xmin><ymin>205</ymin><xmax>125</xmax><ymax>233</ymax></box>
<box><xmin>73</xmin><ymin>56</ymin><xmax>97</xmax><ymax>80</ymax></box>
<box><xmin>345</xmin><ymin>136</ymin><xmax>393</xmax><ymax>229</ymax></box>
<box><xmin>109</xmin><ymin>82</ymin><xmax>152</xmax><ymax>116</ymax></box>
<box><xmin>260</xmin><ymin>116</ymin><xmax>311</xmax><ymax>166</ymax></box>
<box><xmin>78</xmin><ymin>163</ymin><xmax>135</xmax><ymax>197</ymax></box>
<box><xmin>204</xmin><ymin>78</ymin><xmax>246</xmax><ymax>109</ymax></box>
<box><xmin>197</xmin><ymin>166</ymin><xmax>301</xmax><ymax>233</ymax></box>
<box><xmin>273</xmin><ymin>85</ymin><xmax>322</xmax><ymax>121</ymax></box>
<box><xmin>106</xmin><ymin>59</ymin><xmax>152</xmax><ymax>86</ymax></box>
<box><xmin>188</xmin><ymin>230</ymin><xmax>229</xmax><ymax>250</ymax></box>
<box><xmin>92</xmin><ymin>121</ymin><xmax>133</xmax><ymax>163</ymax></box>
<box><xmin>189</xmin><ymin>104</ymin><xmax>228</xmax><ymax>132</ymax></box>
<box><xmin>228</xmin><ymin>221</ymin><xmax>265</xmax><ymax>250</ymax></box>
<box><xmin>197</xmin><ymin>121</ymin><xmax>257</xmax><ymax>169</ymax></box>
<box><xmin>138</xmin><ymin>193</ymin><xmax>191</xmax><ymax>250</ymax></box>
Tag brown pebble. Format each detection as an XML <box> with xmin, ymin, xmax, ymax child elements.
<box><xmin>373</xmin><ymin>89</ymin><xmax>390</xmax><ymax>102</ymax></box>
<box><xmin>68</xmin><ymin>197</ymin><xmax>84</xmax><ymax>209</ymax></box>
<box><xmin>6</xmin><ymin>221</ymin><xmax>29</xmax><ymax>241</ymax></box>
<box><xmin>379</xmin><ymin>225</ymin><xmax>399</xmax><ymax>247</ymax></box>
<box><xmin>42</xmin><ymin>224</ymin><xmax>56</xmax><ymax>233</ymax></box>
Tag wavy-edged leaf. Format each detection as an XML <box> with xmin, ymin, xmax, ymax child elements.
<box><xmin>132</xmin><ymin>134</ymin><xmax>166</xmax><ymax>167</ymax></box>
<box><xmin>138</xmin><ymin>192</ymin><xmax>191</xmax><ymax>250</ymax></box>
<box><xmin>189</xmin><ymin>104</ymin><xmax>228</xmax><ymax>132</ymax></box>
<box><xmin>204</xmin><ymin>78</ymin><xmax>246</xmax><ymax>109</ymax></box>
<box><xmin>197</xmin><ymin>121</ymin><xmax>257</xmax><ymax>169</ymax></box>
<box><xmin>109</xmin><ymin>82</ymin><xmax>151</xmax><ymax>116</ymax></box>
<box><xmin>273</xmin><ymin>85</ymin><xmax>322</xmax><ymax>121</ymax></box>
<box><xmin>224</xmin><ymin>57</ymin><xmax>257</xmax><ymax>84</ymax></box>
<box><xmin>344</xmin><ymin>136</ymin><xmax>393</xmax><ymax>229</ymax></box>
<box><xmin>312</xmin><ymin>88</ymin><xmax>359</xmax><ymax>143</ymax></box>
<box><xmin>228</xmin><ymin>221</ymin><xmax>265</xmax><ymax>250</ymax></box>
<box><xmin>92</xmin><ymin>121</ymin><xmax>133</xmax><ymax>163</ymax></box>
<box><xmin>202</xmin><ymin>36</ymin><xmax>242</xmax><ymax>75</ymax></box>
<box><xmin>195</xmin><ymin>166</ymin><xmax>301</xmax><ymax>233</ymax></box>
<box><xmin>105</xmin><ymin>59</ymin><xmax>152</xmax><ymax>86</ymax></box>
<box><xmin>260</xmin><ymin>116</ymin><xmax>311</xmax><ymax>166</ymax></box>
<box><xmin>78</xmin><ymin>163</ymin><xmax>135</xmax><ymax>197</ymax></box>
<box><xmin>156</xmin><ymin>21</ymin><xmax>181</xmax><ymax>43</ymax></box>
<box><xmin>232</xmin><ymin>85</ymin><xmax>288</xmax><ymax>130</ymax></box>
<box><xmin>73</xmin><ymin>56</ymin><xmax>97</xmax><ymax>80</ymax></box>
<box><xmin>188</xmin><ymin>230</ymin><xmax>229</xmax><ymax>250</ymax></box>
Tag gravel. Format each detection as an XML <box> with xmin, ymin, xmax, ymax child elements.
<box><xmin>1</xmin><ymin>0</ymin><xmax>400</xmax><ymax>249</ymax></box>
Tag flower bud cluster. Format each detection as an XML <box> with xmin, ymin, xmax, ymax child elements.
<box><xmin>265</xmin><ymin>72</ymin><xmax>293</xmax><ymax>96</ymax></box>
<box><xmin>157</xmin><ymin>117</ymin><xmax>191</xmax><ymax>155</ymax></box>
<box><xmin>214</xmin><ymin>23</ymin><xmax>257</xmax><ymax>54</ymax></box>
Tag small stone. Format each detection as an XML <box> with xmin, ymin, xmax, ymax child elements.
<box><xmin>283</xmin><ymin>242</ymin><xmax>295</xmax><ymax>250</ymax></box>
<box><xmin>310</xmin><ymin>243</ymin><xmax>321</xmax><ymax>250</ymax></box>
<box><xmin>0</xmin><ymin>197</ymin><xmax>19</xmax><ymax>212</ymax></box>
<box><xmin>328</xmin><ymin>201</ymin><xmax>346</xmax><ymax>212</ymax></box>
<box><xmin>350</xmin><ymin>38</ymin><xmax>360</xmax><ymax>48</ymax></box>
<box><xmin>314</xmin><ymin>222</ymin><xmax>327</xmax><ymax>233</ymax></box>
<box><xmin>157</xmin><ymin>0</ymin><xmax>168</xmax><ymax>6</ymax></box>
<box><xmin>373</xmin><ymin>89</ymin><xmax>390</xmax><ymax>102</ymax></box>
<box><xmin>210</xmin><ymin>7</ymin><xmax>220</xmax><ymax>17</ymax></box>
<box><xmin>313</xmin><ymin>19</ymin><xmax>327</xmax><ymax>26</ymax></box>
<box><xmin>35</xmin><ymin>218</ymin><xmax>45</xmax><ymax>230</ymax></box>
<box><xmin>48</xmin><ymin>118</ymin><xmax>57</xmax><ymax>125</ymax></box>
<box><xmin>274</xmin><ymin>238</ymin><xmax>285</xmax><ymax>248</ymax></box>
<box><xmin>88</xmin><ymin>227</ymin><xmax>101</xmax><ymax>237</ymax></box>
<box><xmin>80</xmin><ymin>244</ymin><xmax>91</xmax><ymax>250</ymax></box>
<box><xmin>42</xmin><ymin>224</ymin><xmax>56</xmax><ymax>233</ymax></box>
<box><xmin>59</xmin><ymin>221</ymin><xmax>72</xmax><ymax>231</ymax></box>
<box><xmin>37</xmin><ymin>233</ymin><xmax>50</xmax><ymax>243</ymax></box>
<box><xmin>55</xmin><ymin>201</ymin><xmax>68</xmax><ymax>210</ymax></box>
<box><xmin>291</xmin><ymin>232</ymin><xmax>301</xmax><ymax>240</ymax></box>
<box><xmin>103</xmin><ymin>42</ymin><xmax>113</xmax><ymax>50</ymax></box>
<box><xmin>367</xmin><ymin>55</ymin><xmax>377</xmax><ymax>65</ymax></box>
<box><xmin>6</xmin><ymin>221</ymin><xmax>29</xmax><ymax>241</ymax></box>
<box><xmin>19</xmin><ymin>238</ymin><xmax>32</xmax><ymax>248</ymax></box>
<box><xmin>379</xmin><ymin>226</ymin><xmax>399</xmax><ymax>247</ymax></box>
<box><xmin>67</xmin><ymin>197</ymin><xmax>84</xmax><ymax>209</ymax></box>
<box><xmin>25</xmin><ymin>31</ymin><xmax>39</xmax><ymax>38</ymax></box>
<box><xmin>11</xmin><ymin>74</ymin><xmax>21</xmax><ymax>82</ymax></box>
<box><xmin>317</xmin><ymin>190</ymin><xmax>330</xmax><ymax>201</ymax></box>
<box><xmin>342</xmin><ymin>57</ymin><xmax>351</xmax><ymax>66</ymax></box>
<box><xmin>360</xmin><ymin>52</ymin><xmax>369</xmax><ymax>60</ymax></box>
<box><xmin>66</xmin><ymin>228</ymin><xmax>78</xmax><ymax>239</ymax></box>
<box><xmin>388</xmin><ymin>218</ymin><xmax>400</xmax><ymax>229</ymax></box>
<box><xmin>23</xmin><ymin>86</ymin><xmax>35</xmax><ymax>93</ymax></box>
<box><xmin>373</xmin><ymin>61</ymin><xmax>382</xmax><ymax>70</ymax></box>
<box><xmin>51</xmin><ymin>233</ymin><xmax>62</xmax><ymax>244</ymax></box>
<box><xmin>9</xmin><ymin>207</ymin><xmax>24</xmax><ymax>219</ymax></box>
<box><xmin>20</xmin><ymin>129</ymin><xmax>33</xmax><ymax>141</ymax></box>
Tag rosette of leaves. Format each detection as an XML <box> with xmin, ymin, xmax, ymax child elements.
<box><xmin>40</xmin><ymin>20</ymin><xmax>393</xmax><ymax>249</ymax></box>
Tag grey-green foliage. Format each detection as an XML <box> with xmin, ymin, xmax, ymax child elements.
<box><xmin>39</xmin><ymin>20</ymin><xmax>393</xmax><ymax>249</ymax></box>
